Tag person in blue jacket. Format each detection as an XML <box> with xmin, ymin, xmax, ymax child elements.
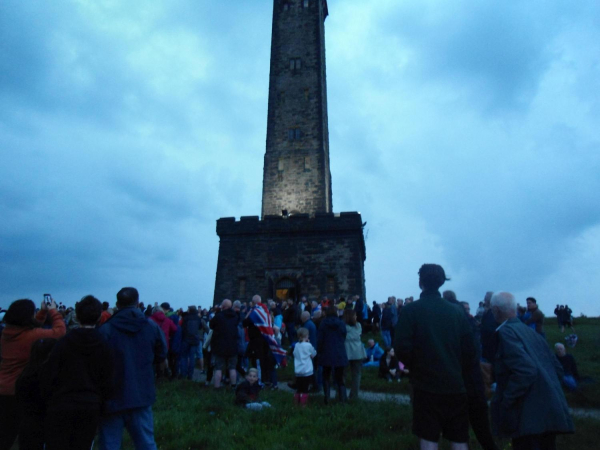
<box><xmin>363</xmin><ymin>339</ymin><xmax>384</xmax><ymax>367</ymax></box>
<box><xmin>97</xmin><ymin>287</ymin><xmax>167</xmax><ymax>450</ymax></box>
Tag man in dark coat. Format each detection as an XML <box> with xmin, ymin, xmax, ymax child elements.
<box><xmin>317</xmin><ymin>306</ymin><xmax>348</xmax><ymax>403</ymax></box>
<box><xmin>395</xmin><ymin>264</ymin><xmax>476</xmax><ymax>450</ymax></box>
<box><xmin>490</xmin><ymin>292</ymin><xmax>574</xmax><ymax>449</ymax></box>
<box><xmin>209</xmin><ymin>299</ymin><xmax>240</xmax><ymax>388</ymax></box>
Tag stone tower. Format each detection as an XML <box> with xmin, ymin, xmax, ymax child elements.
<box><xmin>213</xmin><ymin>0</ymin><xmax>366</xmax><ymax>305</ymax></box>
<box><xmin>261</xmin><ymin>0</ymin><xmax>332</xmax><ymax>218</ymax></box>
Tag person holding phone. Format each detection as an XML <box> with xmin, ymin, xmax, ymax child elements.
<box><xmin>0</xmin><ymin>296</ymin><xmax>66</xmax><ymax>450</ymax></box>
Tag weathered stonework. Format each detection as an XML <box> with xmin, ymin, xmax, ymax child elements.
<box><xmin>262</xmin><ymin>0</ymin><xmax>332</xmax><ymax>217</ymax></box>
<box><xmin>214</xmin><ymin>213</ymin><xmax>366</xmax><ymax>303</ymax></box>
<box><xmin>213</xmin><ymin>0</ymin><xmax>366</xmax><ymax>305</ymax></box>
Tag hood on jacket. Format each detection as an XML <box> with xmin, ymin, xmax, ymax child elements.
<box><xmin>150</xmin><ymin>311</ymin><xmax>167</xmax><ymax>324</ymax></box>
<box><xmin>107</xmin><ymin>307</ymin><xmax>148</xmax><ymax>334</ymax></box>
<box><xmin>63</xmin><ymin>327</ymin><xmax>105</xmax><ymax>356</ymax></box>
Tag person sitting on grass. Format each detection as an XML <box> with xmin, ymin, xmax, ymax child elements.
<box><xmin>235</xmin><ymin>368</ymin><xmax>271</xmax><ymax>411</ymax></box>
<box><xmin>378</xmin><ymin>347</ymin><xmax>408</xmax><ymax>382</ymax></box>
<box><xmin>363</xmin><ymin>339</ymin><xmax>384</xmax><ymax>367</ymax></box>
<box><xmin>293</xmin><ymin>328</ymin><xmax>316</xmax><ymax>407</ymax></box>
<box><xmin>554</xmin><ymin>343</ymin><xmax>579</xmax><ymax>391</ymax></box>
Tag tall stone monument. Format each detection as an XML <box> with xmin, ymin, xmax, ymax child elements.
<box><xmin>213</xmin><ymin>0</ymin><xmax>366</xmax><ymax>304</ymax></box>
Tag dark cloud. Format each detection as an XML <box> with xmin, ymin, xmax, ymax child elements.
<box><xmin>1</xmin><ymin>0</ymin><xmax>599</xmax><ymax>315</ymax></box>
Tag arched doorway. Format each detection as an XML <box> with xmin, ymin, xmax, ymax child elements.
<box><xmin>275</xmin><ymin>278</ymin><xmax>297</xmax><ymax>302</ymax></box>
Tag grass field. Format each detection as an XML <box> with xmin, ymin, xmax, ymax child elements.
<box><xmin>117</xmin><ymin>380</ymin><xmax>595</xmax><ymax>450</ymax></box>
<box><xmin>111</xmin><ymin>316</ymin><xmax>598</xmax><ymax>449</ymax></box>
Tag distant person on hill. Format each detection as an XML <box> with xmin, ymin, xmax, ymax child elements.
<box><xmin>554</xmin><ymin>343</ymin><xmax>579</xmax><ymax>391</ymax></box>
<box><xmin>490</xmin><ymin>292</ymin><xmax>573</xmax><ymax>449</ymax></box>
<box><xmin>561</xmin><ymin>305</ymin><xmax>574</xmax><ymax>333</ymax></box>
<box><xmin>97</xmin><ymin>287</ymin><xmax>167</xmax><ymax>450</ymax></box>
<box><xmin>395</xmin><ymin>264</ymin><xmax>476</xmax><ymax>450</ymax></box>
<box><xmin>524</xmin><ymin>297</ymin><xmax>545</xmax><ymax>336</ymax></box>
<box><xmin>41</xmin><ymin>295</ymin><xmax>114</xmax><ymax>450</ymax></box>
<box><xmin>0</xmin><ymin>297</ymin><xmax>66</xmax><ymax>450</ymax></box>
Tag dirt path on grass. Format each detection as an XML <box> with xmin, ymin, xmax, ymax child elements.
<box><xmin>275</xmin><ymin>381</ymin><xmax>600</xmax><ymax>420</ymax></box>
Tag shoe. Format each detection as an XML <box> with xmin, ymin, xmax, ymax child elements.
<box><xmin>287</xmin><ymin>382</ymin><xmax>297</xmax><ymax>389</ymax></box>
<box><xmin>299</xmin><ymin>393</ymin><xmax>309</xmax><ymax>407</ymax></box>
<box><xmin>271</xmin><ymin>385</ymin><xmax>279</xmax><ymax>390</ymax></box>
<box><xmin>323</xmin><ymin>381</ymin><xmax>330</xmax><ymax>405</ymax></box>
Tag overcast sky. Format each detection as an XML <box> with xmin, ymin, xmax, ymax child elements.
<box><xmin>1</xmin><ymin>0</ymin><xmax>599</xmax><ymax>316</ymax></box>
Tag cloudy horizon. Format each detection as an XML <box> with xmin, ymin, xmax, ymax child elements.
<box><xmin>1</xmin><ymin>0</ymin><xmax>599</xmax><ymax>316</ymax></box>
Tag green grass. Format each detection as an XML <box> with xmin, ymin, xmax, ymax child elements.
<box><xmin>108</xmin><ymin>380</ymin><xmax>595</xmax><ymax>450</ymax></box>
<box><xmin>108</xmin><ymin>317</ymin><xmax>599</xmax><ymax>449</ymax></box>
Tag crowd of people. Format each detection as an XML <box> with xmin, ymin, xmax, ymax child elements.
<box><xmin>0</xmin><ymin>264</ymin><xmax>580</xmax><ymax>449</ymax></box>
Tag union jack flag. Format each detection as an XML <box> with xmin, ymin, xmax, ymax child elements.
<box><xmin>248</xmin><ymin>303</ymin><xmax>287</xmax><ymax>365</ymax></box>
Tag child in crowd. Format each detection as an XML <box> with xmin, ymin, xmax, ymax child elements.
<box><xmin>235</xmin><ymin>368</ymin><xmax>272</xmax><ymax>411</ymax></box>
<box><xmin>378</xmin><ymin>347</ymin><xmax>408</xmax><ymax>382</ymax></box>
<box><xmin>293</xmin><ymin>327</ymin><xmax>316</xmax><ymax>406</ymax></box>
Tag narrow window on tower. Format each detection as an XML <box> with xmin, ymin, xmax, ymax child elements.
<box><xmin>290</xmin><ymin>58</ymin><xmax>302</xmax><ymax>71</ymax></box>
<box><xmin>304</xmin><ymin>156</ymin><xmax>311</xmax><ymax>171</ymax></box>
<box><xmin>282</xmin><ymin>2</ymin><xmax>291</xmax><ymax>11</ymax></box>
<box><xmin>302</xmin><ymin>0</ymin><xmax>310</xmax><ymax>8</ymax></box>
<box><xmin>288</xmin><ymin>128</ymin><xmax>302</xmax><ymax>141</ymax></box>
<box><xmin>327</xmin><ymin>276</ymin><xmax>335</xmax><ymax>294</ymax></box>
<box><xmin>278</xmin><ymin>158</ymin><xmax>284</xmax><ymax>181</ymax></box>
<box><xmin>304</xmin><ymin>88</ymin><xmax>310</xmax><ymax>100</ymax></box>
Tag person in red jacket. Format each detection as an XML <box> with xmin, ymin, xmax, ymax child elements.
<box><xmin>150</xmin><ymin>306</ymin><xmax>177</xmax><ymax>377</ymax></box>
<box><xmin>0</xmin><ymin>297</ymin><xmax>66</xmax><ymax>449</ymax></box>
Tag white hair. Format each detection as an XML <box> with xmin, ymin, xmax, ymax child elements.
<box><xmin>554</xmin><ymin>343</ymin><xmax>565</xmax><ymax>350</ymax></box>
<box><xmin>490</xmin><ymin>292</ymin><xmax>517</xmax><ymax>314</ymax></box>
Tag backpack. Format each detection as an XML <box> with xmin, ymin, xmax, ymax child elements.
<box><xmin>183</xmin><ymin>315</ymin><xmax>201</xmax><ymax>345</ymax></box>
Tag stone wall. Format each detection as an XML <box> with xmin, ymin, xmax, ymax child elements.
<box><xmin>213</xmin><ymin>211</ymin><xmax>366</xmax><ymax>304</ymax></box>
